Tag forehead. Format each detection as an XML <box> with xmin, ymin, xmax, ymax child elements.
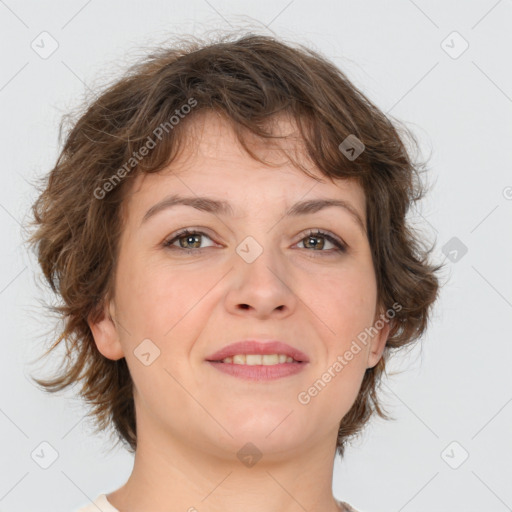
<box><xmin>123</xmin><ymin>112</ymin><xmax>366</xmax><ymax>225</ymax></box>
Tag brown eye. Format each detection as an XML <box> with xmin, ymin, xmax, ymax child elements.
<box><xmin>297</xmin><ymin>230</ymin><xmax>347</xmax><ymax>253</ymax></box>
<box><xmin>163</xmin><ymin>229</ymin><xmax>215</xmax><ymax>252</ymax></box>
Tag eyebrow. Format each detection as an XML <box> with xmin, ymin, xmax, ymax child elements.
<box><xmin>141</xmin><ymin>194</ymin><xmax>366</xmax><ymax>233</ymax></box>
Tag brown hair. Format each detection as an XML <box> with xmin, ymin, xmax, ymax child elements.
<box><xmin>25</xmin><ymin>31</ymin><xmax>445</xmax><ymax>458</ymax></box>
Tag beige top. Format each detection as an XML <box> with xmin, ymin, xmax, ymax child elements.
<box><xmin>75</xmin><ymin>493</ymin><xmax>118</xmax><ymax>511</ymax></box>
<box><xmin>75</xmin><ymin>494</ymin><xmax>362</xmax><ymax>512</ymax></box>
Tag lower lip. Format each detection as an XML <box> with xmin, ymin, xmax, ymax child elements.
<box><xmin>207</xmin><ymin>361</ymin><xmax>308</xmax><ymax>380</ymax></box>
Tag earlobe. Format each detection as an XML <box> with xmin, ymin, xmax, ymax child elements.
<box><xmin>366</xmin><ymin>313</ymin><xmax>391</xmax><ymax>369</ymax></box>
<box><xmin>87</xmin><ymin>300</ymin><xmax>125</xmax><ymax>361</ymax></box>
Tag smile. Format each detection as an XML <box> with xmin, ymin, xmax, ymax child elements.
<box><xmin>216</xmin><ymin>354</ymin><xmax>300</xmax><ymax>365</ymax></box>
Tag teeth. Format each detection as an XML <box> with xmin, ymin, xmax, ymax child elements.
<box><xmin>220</xmin><ymin>354</ymin><xmax>296</xmax><ymax>365</ymax></box>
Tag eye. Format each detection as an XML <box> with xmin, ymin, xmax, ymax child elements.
<box><xmin>163</xmin><ymin>229</ymin><xmax>216</xmax><ymax>253</ymax></box>
<box><xmin>296</xmin><ymin>229</ymin><xmax>347</xmax><ymax>255</ymax></box>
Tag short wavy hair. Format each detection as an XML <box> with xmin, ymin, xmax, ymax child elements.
<box><xmin>25</xmin><ymin>31</ymin><xmax>445</xmax><ymax>458</ymax></box>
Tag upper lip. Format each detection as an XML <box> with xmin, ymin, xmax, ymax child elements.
<box><xmin>206</xmin><ymin>340</ymin><xmax>310</xmax><ymax>363</ymax></box>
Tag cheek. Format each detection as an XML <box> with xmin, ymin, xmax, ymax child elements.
<box><xmin>312</xmin><ymin>267</ymin><xmax>377</xmax><ymax>338</ymax></box>
<box><xmin>303</xmin><ymin>268</ymin><xmax>377</xmax><ymax>399</ymax></box>
<box><xmin>116</xmin><ymin>252</ymin><xmax>204</xmax><ymax>326</ymax></box>
<box><xmin>115</xmin><ymin>261</ymin><xmax>208</xmax><ymax>396</ymax></box>
<box><xmin>114</xmin><ymin>254</ymin><xmax>215</xmax><ymax>371</ymax></box>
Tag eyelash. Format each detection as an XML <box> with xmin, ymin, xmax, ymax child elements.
<box><xmin>162</xmin><ymin>228</ymin><xmax>347</xmax><ymax>256</ymax></box>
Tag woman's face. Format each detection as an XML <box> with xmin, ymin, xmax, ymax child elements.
<box><xmin>91</xmin><ymin>113</ymin><xmax>389</xmax><ymax>461</ymax></box>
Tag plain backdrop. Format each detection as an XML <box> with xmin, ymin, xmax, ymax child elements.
<box><xmin>1</xmin><ymin>1</ymin><xmax>511</xmax><ymax>511</ymax></box>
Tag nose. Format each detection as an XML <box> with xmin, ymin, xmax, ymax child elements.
<box><xmin>224</xmin><ymin>243</ymin><xmax>298</xmax><ymax>319</ymax></box>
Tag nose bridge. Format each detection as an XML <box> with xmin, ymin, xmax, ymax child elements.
<box><xmin>237</xmin><ymin>232</ymin><xmax>288</xmax><ymax>287</ymax></box>
<box><xmin>226</xmin><ymin>231</ymin><xmax>296</xmax><ymax>315</ymax></box>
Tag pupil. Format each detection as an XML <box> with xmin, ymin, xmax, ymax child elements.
<box><xmin>307</xmin><ymin>236</ymin><xmax>323</xmax><ymax>250</ymax></box>
<box><xmin>182</xmin><ymin>234</ymin><xmax>200</xmax><ymax>248</ymax></box>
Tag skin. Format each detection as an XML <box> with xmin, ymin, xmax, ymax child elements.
<box><xmin>88</xmin><ymin>111</ymin><xmax>390</xmax><ymax>512</ymax></box>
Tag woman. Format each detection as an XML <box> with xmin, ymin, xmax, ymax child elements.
<box><xmin>27</xmin><ymin>32</ymin><xmax>443</xmax><ymax>512</ymax></box>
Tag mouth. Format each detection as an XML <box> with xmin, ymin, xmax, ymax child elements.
<box><xmin>205</xmin><ymin>340</ymin><xmax>310</xmax><ymax>364</ymax></box>
<box><xmin>206</xmin><ymin>359</ymin><xmax>307</xmax><ymax>380</ymax></box>
<box><xmin>208</xmin><ymin>354</ymin><xmax>303</xmax><ymax>365</ymax></box>
<box><xmin>205</xmin><ymin>340</ymin><xmax>309</xmax><ymax>380</ymax></box>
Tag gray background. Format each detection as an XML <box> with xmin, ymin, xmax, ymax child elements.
<box><xmin>1</xmin><ymin>1</ymin><xmax>511</xmax><ymax>511</ymax></box>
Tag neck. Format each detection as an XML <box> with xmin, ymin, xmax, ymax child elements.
<box><xmin>107</xmin><ymin>417</ymin><xmax>343</xmax><ymax>512</ymax></box>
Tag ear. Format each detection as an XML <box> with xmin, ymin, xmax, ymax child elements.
<box><xmin>87</xmin><ymin>299</ymin><xmax>125</xmax><ymax>361</ymax></box>
<box><xmin>366</xmin><ymin>308</ymin><xmax>391</xmax><ymax>369</ymax></box>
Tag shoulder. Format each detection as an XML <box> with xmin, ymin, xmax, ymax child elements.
<box><xmin>75</xmin><ymin>493</ymin><xmax>119</xmax><ymax>512</ymax></box>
